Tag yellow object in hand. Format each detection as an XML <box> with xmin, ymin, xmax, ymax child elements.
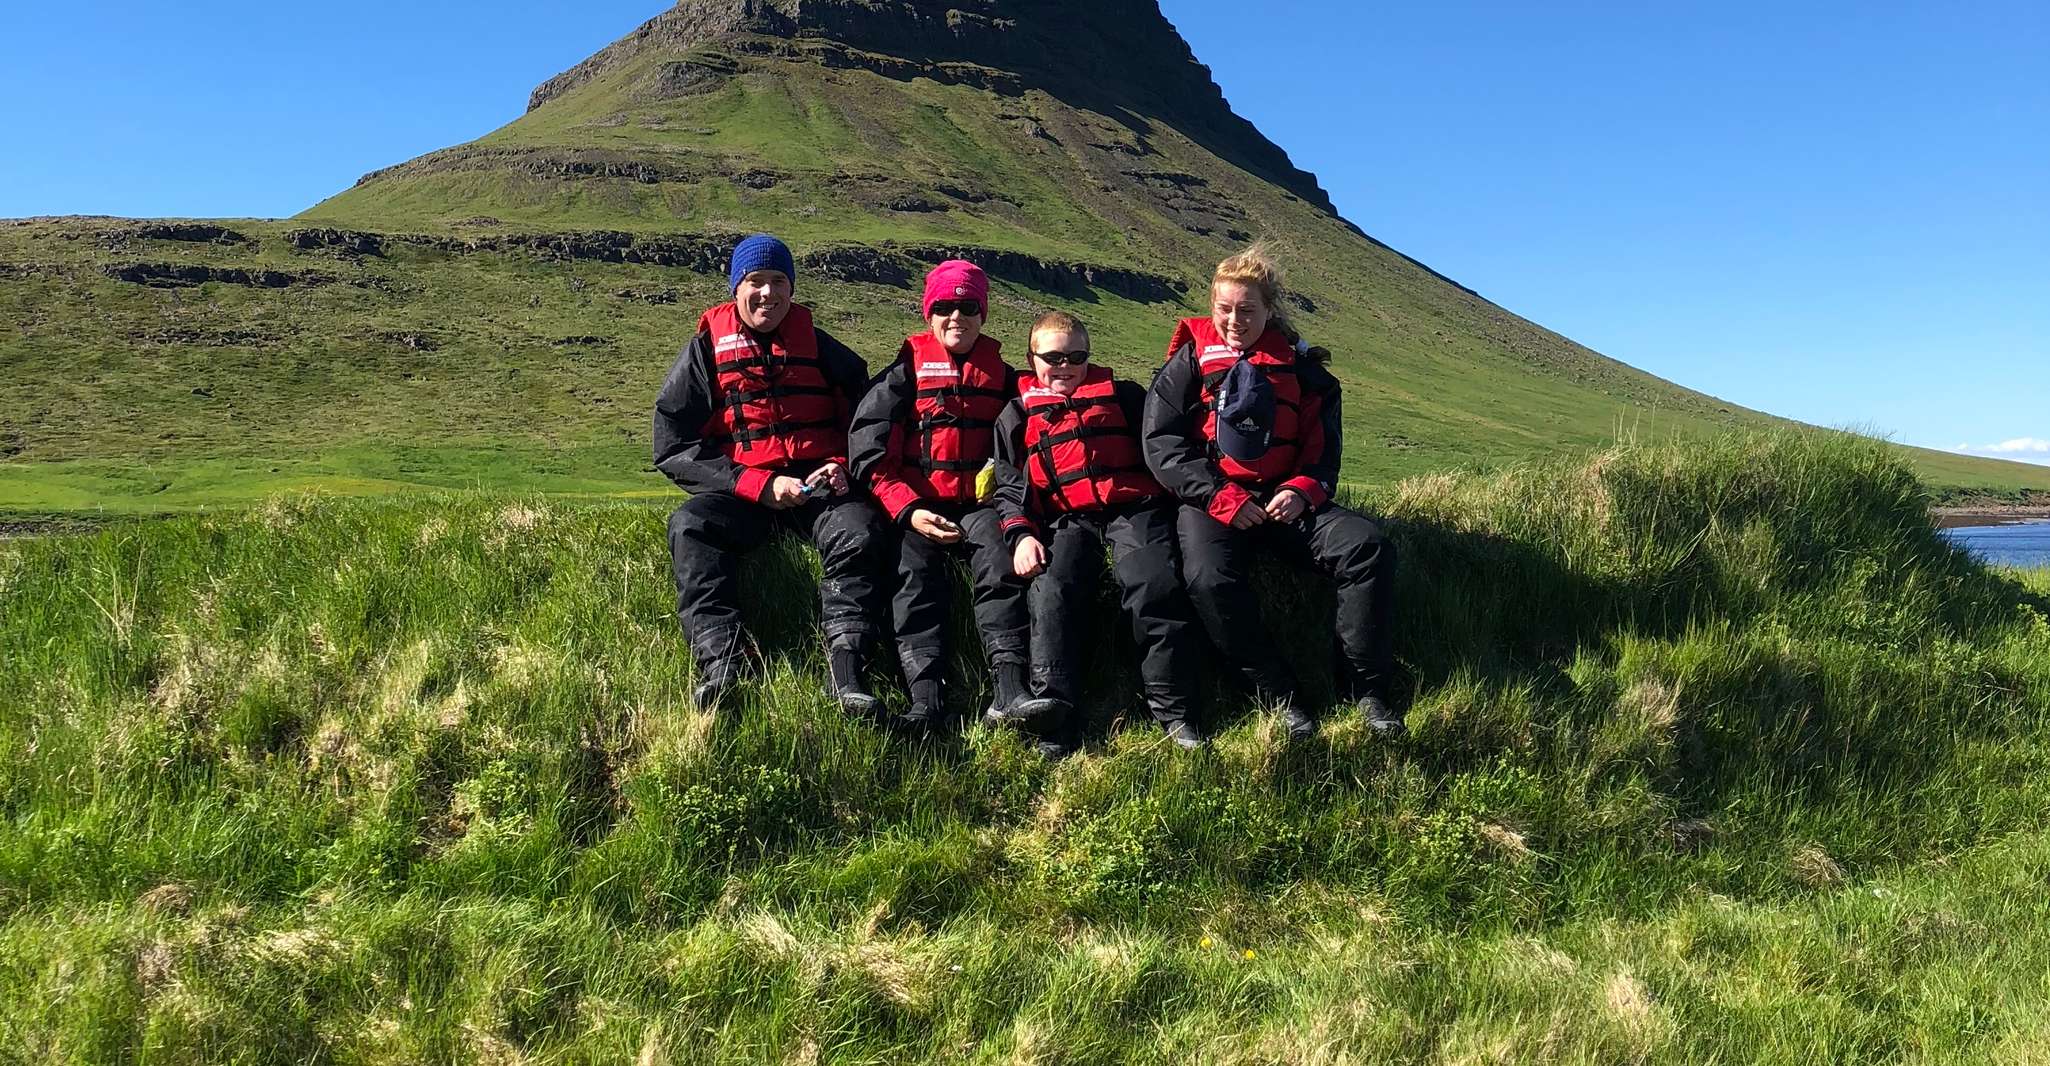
<box><xmin>975</xmin><ymin>459</ymin><xmax>997</xmax><ymax>503</ymax></box>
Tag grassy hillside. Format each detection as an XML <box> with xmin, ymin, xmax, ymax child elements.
<box><xmin>5</xmin><ymin>432</ymin><xmax>2050</xmax><ymax>1060</ymax></box>
<box><xmin>4</xmin><ymin>214</ymin><xmax>2045</xmax><ymax>516</ymax></box>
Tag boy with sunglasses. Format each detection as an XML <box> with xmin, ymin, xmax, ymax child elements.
<box><xmin>988</xmin><ymin>311</ymin><xmax>1205</xmax><ymax>755</ymax></box>
<box><xmin>848</xmin><ymin>260</ymin><xmax>1031</xmax><ymax>736</ymax></box>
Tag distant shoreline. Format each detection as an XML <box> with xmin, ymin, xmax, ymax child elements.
<box><xmin>1934</xmin><ymin>507</ymin><xmax>2050</xmax><ymax>530</ymax></box>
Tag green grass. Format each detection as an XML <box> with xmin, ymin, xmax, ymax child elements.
<box><xmin>5</xmin><ymin>431</ymin><xmax>2049</xmax><ymax>1060</ymax></box>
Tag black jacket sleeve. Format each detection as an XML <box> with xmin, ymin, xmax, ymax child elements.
<box><xmin>1291</xmin><ymin>360</ymin><xmax>1346</xmax><ymax>503</ymax></box>
<box><xmin>652</xmin><ymin>330</ymin><xmax>756</xmax><ymax>497</ymax></box>
<box><xmin>1142</xmin><ymin>343</ymin><xmax>1227</xmax><ymax>508</ymax></box>
<box><xmin>991</xmin><ymin>398</ymin><xmax>1038</xmax><ymax>542</ymax></box>
<box><xmin>847</xmin><ymin>351</ymin><xmax>927</xmax><ymax>521</ymax></box>
<box><xmin>1114</xmin><ymin>379</ymin><xmax>1148</xmax><ymax>429</ymax></box>
<box><xmin>814</xmin><ymin>328</ymin><xmax>873</xmax><ymax>448</ymax></box>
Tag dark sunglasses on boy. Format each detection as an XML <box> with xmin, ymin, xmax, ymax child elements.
<box><xmin>928</xmin><ymin>299</ymin><xmax>983</xmax><ymax>318</ymax></box>
<box><xmin>1031</xmin><ymin>349</ymin><xmax>1091</xmax><ymax>366</ymax></box>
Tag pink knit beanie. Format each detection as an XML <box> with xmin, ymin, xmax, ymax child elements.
<box><xmin>922</xmin><ymin>260</ymin><xmax>989</xmax><ymax>318</ymax></box>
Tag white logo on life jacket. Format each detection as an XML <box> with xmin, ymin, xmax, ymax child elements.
<box><xmin>1021</xmin><ymin>386</ymin><xmax>1062</xmax><ymax>403</ymax></box>
<box><xmin>1199</xmin><ymin>344</ymin><xmax>1242</xmax><ymax>370</ymax></box>
<box><xmin>714</xmin><ymin>332</ymin><xmax>758</xmax><ymax>355</ymax></box>
<box><xmin>916</xmin><ymin>361</ymin><xmax>959</xmax><ymax>379</ymax></box>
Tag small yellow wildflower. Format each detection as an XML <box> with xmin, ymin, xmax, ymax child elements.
<box><xmin>1199</xmin><ymin>936</ymin><xmax>1213</xmax><ymax>949</ymax></box>
<box><xmin>1243</xmin><ymin>949</ymin><xmax>1257</xmax><ymax>960</ymax></box>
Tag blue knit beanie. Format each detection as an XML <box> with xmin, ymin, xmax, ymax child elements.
<box><xmin>729</xmin><ymin>234</ymin><xmax>796</xmax><ymax>293</ymax></box>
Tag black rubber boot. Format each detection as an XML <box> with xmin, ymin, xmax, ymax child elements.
<box><xmin>994</xmin><ymin>695</ymin><xmax>1071</xmax><ymax>729</ymax></box>
<box><xmin>1034</xmin><ymin>725</ymin><xmax>1081</xmax><ymax>760</ymax></box>
<box><xmin>1355</xmin><ymin>692</ymin><xmax>1407</xmax><ymax>738</ymax></box>
<box><xmin>828</xmin><ymin>645</ymin><xmax>881</xmax><ymax>720</ymax></box>
<box><xmin>985</xmin><ymin>662</ymin><xmax>1029</xmax><ymax>725</ymax></box>
<box><xmin>688</xmin><ymin>626</ymin><xmax>751</xmax><ymax>713</ymax></box>
<box><xmin>1161</xmin><ymin>718</ymin><xmax>1206</xmax><ymax>750</ymax></box>
<box><xmin>1278</xmin><ymin>698</ymin><xmax>1317</xmax><ymax>741</ymax></box>
<box><xmin>898</xmin><ymin>677</ymin><xmax>944</xmax><ymax>740</ymax></box>
<box><xmin>691</xmin><ymin>660</ymin><xmax>748</xmax><ymax>713</ymax></box>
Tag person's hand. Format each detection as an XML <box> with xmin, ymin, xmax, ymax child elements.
<box><xmin>1013</xmin><ymin>535</ymin><xmax>1049</xmax><ymax>579</ymax></box>
<box><xmin>767</xmin><ymin>476</ymin><xmax>810</xmax><ymax>509</ymax></box>
<box><xmin>807</xmin><ymin>462</ymin><xmax>851</xmax><ymax>497</ymax></box>
<box><xmin>1229</xmin><ymin>499</ymin><xmax>1270</xmax><ymax>529</ymax></box>
<box><xmin>1264</xmin><ymin>488</ymin><xmax>1308</xmax><ymax>523</ymax></box>
<box><xmin>910</xmin><ymin>508</ymin><xmax>963</xmax><ymax>544</ymax></box>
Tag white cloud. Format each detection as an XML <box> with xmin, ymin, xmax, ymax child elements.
<box><xmin>1948</xmin><ymin>437</ymin><xmax>2050</xmax><ymax>466</ymax></box>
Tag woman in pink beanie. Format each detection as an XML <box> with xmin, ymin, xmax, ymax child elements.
<box><xmin>849</xmin><ymin>260</ymin><xmax>1030</xmax><ymax>737</ymax></box>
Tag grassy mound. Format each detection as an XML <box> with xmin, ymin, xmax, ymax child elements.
<box><xmin>3</xmin><ymin>432</ymin><xmax>2048</xmax><ymax>1062</ymax></box>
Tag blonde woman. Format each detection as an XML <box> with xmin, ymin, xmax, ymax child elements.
<box><xmin>1141</xmin><ymin>245</ymin><xmax>1402</xmax><ymax>740</ymax></box>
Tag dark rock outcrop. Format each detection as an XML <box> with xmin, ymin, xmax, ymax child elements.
<box><xmin>885</xmin><ymin>195</ymin><xmax>947</xmax><ymax>213</ymax></box>
<box><xmin>281</xmin><ymin>227</ymin><xmax>737</xmax><ymax>272</ymax></box>
<box><xmin>288</xmin><ymin>228</ymin><xmax>387</xmax><ymax>256</ymax></box>
<box><xmin>479</xmin><ymin>231</ymin><xmax>734</xmax><ymax>270</ymax></box>
<box><xmin>797</xmin><ymin>246</ymin><xmax>914</xmax><ymax>288</ymax></box>
<box><xmin>114</xmin><ymin>223</ymin><xmax>251</xmax><ymax>246</ymax></box>
<box><xmin>102</xmin><ymin>263</ymin><xmax>334</xmax><ymax>289</ymax></box>
<box><xmin>141</xmin><ymin>327</ymin><xmax>279</xmax><ymax>347</ymax></box>
<box><xmin>352</xmin><ymin>147</ymin><xmax>700</xmax><ymax>190</ymax></box>
<box><xmin>386</xmin><ymin>332</ymin><xmax>439</xmax><ymax>352</ymax></box>
<box><xmin>893</xmin><ymin>243</ymin><xmax>1185</xmax><ymax>304</ymax></box>
<box><xmin>635</xmin><ymin>51</ymin><xmax>742</xmax><ymax>99</ymax></box>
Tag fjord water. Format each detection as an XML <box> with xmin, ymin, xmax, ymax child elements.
<box><xmin>1942</xmin><ymin>519</ymin><xmax>2050</xmax><ymax>568</ymax></box>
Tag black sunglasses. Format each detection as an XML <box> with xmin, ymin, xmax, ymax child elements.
<box><xmin>1031</xmin><ymin>349</ymin><xmax>1091</xmax><ymax>366</ymax></box>
<box><xmin>929</xmin><ymin>299</ymin><xmax>983</xmax><ymax>318</ymax></box>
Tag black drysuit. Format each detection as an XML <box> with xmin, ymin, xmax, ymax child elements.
<box><xmin>993</xmin><ymin>378</ymin><xmax>1201</xmax><ymax>728</ymax></box>
<box><xmin>1141</xmin><ymin>343</ymin><xmax>1397</xmax><ymax>701</ymax></box>
<box><xmin>652</xmin><ymin>321</ymin><xmax>890</xmax><ymax>674</ymax></box>
<box><xmin>847</xmin><ymin>357</ymin><xmax>1029</xmax><ymax>690</ymax></box>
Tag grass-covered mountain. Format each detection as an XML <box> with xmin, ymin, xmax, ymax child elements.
<box><xmin>6</xmin><ymin>434</ymin><xmax>2049</xmax><ymax>1059</ymax></box>
<box><xmin>3</xmin><ymin>0</ymin><xmax>2044</xmax><ymax>513</ymax></box>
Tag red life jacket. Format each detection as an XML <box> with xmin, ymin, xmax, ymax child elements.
<box><xmin>696</xmin><ymin>302</ymin><xmax>845</xmax><ymax>469</ymax></box>
<box><xmin>1170</xmin><ymin>317</ymin><xmax>1305</xmax><ymax>487</ymax></box>
<box><xmin>1018</xmin><ymin>366</ymin><xmax>1162</xmax><ymax>514</ymax></box>
<box><xmin>900</xmin><ymin>332</ymin><xmax>1011</xmax><ymax>502</ymax></box>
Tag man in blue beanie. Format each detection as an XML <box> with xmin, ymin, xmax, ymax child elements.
<box><xmin>654</xmin><ymin>234</ymin><xmax>892</xmax><ymax>716</ymax></box>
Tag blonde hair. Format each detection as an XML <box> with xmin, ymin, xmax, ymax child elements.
<box><xmin>1214</xmin><ymin>242</ymin><xmax>1288</xmax><ymax>327</ymax></box>
<box><xmin>1028</xmin><ymin>309</ymin><xmax>1089</xmax><ymax>348</ymax></box>
<box><xmin>1212</xmin><ymin>242</ymin><xmax>1326</xmax><ymax>363</ymax></box>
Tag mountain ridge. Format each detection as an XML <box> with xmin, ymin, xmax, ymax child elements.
<box><xmin>514</xmin><ymin>0</ymin><xmax>1343</xmax><ymax>217</ymax></box>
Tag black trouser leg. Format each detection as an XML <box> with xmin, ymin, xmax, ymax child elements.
<box><xmin>1300</xmin><ymin>503</ymin><xmax>1398</xmax><ymax>695</ymax></box>
<box><xmin>891</xmin><ymin>526</ymin><xmax>952</xmax><ymax>686</ymax></box>
<box><xmin>796</xmin><ymin>492</ymin><xmax>890</xmax><ymax>653</ymax></box>
<box><xmin>1176</xmin><ymin>504</ymin><xmax>1297</xmax><ymax>699</ymax></box>
<box><xmin>668</xmin><ymin>492</ymin><xmax>774</xmax><ymax>672</ymax></box>
<box><xmin>1109</xmin><ymin>506</ymin><xmax>1200</xmax><ymax>725</ymax></box>
<box><xmin>1029</xmin><ymin>518</ymin><xmax>1107</xmax><ymax>705</ymax></box>
<box><xmin>956</xmin><ymin>507</ymin><xmax>1030</xmax><ymax>669</ymax></box>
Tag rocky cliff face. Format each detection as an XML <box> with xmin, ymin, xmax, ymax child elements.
<box><xmin>522</xmin><ymin>0</ymin><xmax>1338</xmax><ymax>216</ymax></box>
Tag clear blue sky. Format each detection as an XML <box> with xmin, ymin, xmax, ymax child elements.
<box><xmin>4</xmin><ymin>1</ymin><xmax>2043</xmax><ymax>463</ymax></box>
